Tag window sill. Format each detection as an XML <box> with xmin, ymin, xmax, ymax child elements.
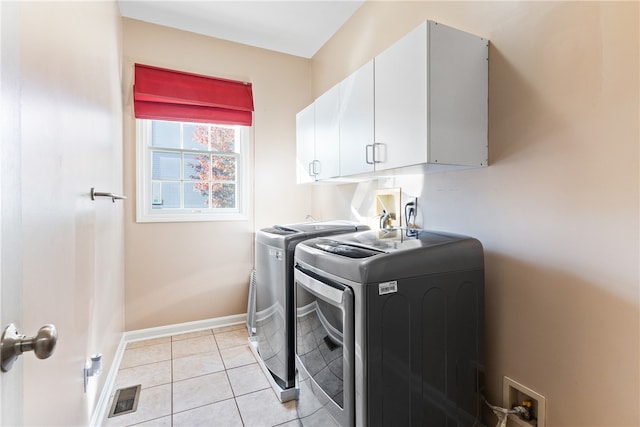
<box><xmin>136</xmin><ymin>211</ymin><xmax>248</xmax><ymax>223</ymax></box>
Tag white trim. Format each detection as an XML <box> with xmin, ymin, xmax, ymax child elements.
<box><xmin>136</xmin><ymin>119</ymin><xmax>251</xmax><ymax>223</ymax></box>
<box><xmin>124</xmin><ymin>313</ymin><xmax>246</xmax><ymax>342</ymax></box>
<box><xmin>89</xmin><ymin>313</ymin><xmax>247</xmax><ymax>426</ymax></box>
<box><xmin>135</xmin><ymin>211</ymin><xmax>249</xmax><ymax>223</ymax></box>
<box><xmin>135</xmin><ymin>119</ymin><xmax>150</xmax><ymax>223</ymax></box>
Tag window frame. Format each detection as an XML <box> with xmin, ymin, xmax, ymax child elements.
<box><xmin>136</xmin><ymin>119</ymin><xmax>250</xmax><ymax>223</ymax></box>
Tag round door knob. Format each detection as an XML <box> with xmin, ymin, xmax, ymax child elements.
<box><xmin>1</xmin><ymin>323</ymin><xmax>58</xmax><ymax>372</ymax></box>
<box><xmin>22</xmin><ymin>324</ymin><xmax>58</xmax><ymax>360</ymax></box>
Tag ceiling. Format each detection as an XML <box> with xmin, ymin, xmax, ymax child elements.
<box><xmin>117</xmin><ymin>0</ymin><xmax>365</xmax><ymax>58</ymax></box>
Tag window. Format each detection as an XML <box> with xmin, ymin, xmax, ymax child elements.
<box><xmin>132</xmin><ymin>63</ymin><xmax>253</xmax><ymax>222</ymax></box>
<box><xmin>136</xmin><ymin>119</ymin><xmax>249</xmax><ymax>222</ymax></box>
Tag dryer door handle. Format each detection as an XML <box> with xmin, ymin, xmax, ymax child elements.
<box><xmin>294</xmin><ymin>266</ymin><xmax>345</xmax><ymax>304</ymax></box>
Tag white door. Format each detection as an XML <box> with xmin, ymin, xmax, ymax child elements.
<box><xmin>2</xmin><ymin>3</ymin><xmax>123</xmax><ymax>425</ymax></box>
<box><xmin>0</xmin><ymin>1</ymin><xmax>24</xmax><ymax>425</ymax></box>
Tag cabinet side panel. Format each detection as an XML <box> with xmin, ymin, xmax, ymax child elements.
<box><xmin>428</xmin><ymin>21</ymin><xmax>488</xmax><ymax>167</ymax></box>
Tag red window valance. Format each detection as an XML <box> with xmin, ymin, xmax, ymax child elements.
<box><xmin>133</xmin><ymin>63</ymin><xmax>254</xmax><ymax>126</ymax></box>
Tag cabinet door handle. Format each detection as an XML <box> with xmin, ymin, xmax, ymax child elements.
<box><xmin>373</xmin><ymin>143</ymin><xmax>383</xmax><ymax>163</ymax></box>
<box><xmin>312</xmin><ymin>160</ymin><xmax>321</xmax><ymax>176</ymax></box>
<box><xmin>365</xmin><ymin>144</ymin><xmax>374</xmax><ymax>165</ymax></box>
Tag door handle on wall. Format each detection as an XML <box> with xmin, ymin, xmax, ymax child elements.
<box><xmin>91</xmin><ymin>187</ymin><xmax>127</xmax><ymax>203</ymax></box>
<box><xmin>0</xmin><ymin>324</ymin><xmax>58</xmax><ymax>372</ymax></box>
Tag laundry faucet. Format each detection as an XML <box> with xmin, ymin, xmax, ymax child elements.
<box><xmin>379</xmin><ymin>210</ymin><xmax>392</xmax><ymax>229</ymax></box>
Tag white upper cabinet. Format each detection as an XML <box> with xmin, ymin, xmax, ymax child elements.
<box><xmin>314</xmin><ymin>84</ymin><xmax>341</xmax><ymax>180</ymax></box>
<box><xmin>339</xmin><ymin>60</ymin><xmax>375</xmax><ymax>177</ymax></box>
<box><xmin>296</xmin><ymin>84</ymin><xmax>341</xmax><ymax>183</ymax></box>
<box><xmin>374</xmin><ymin>21</ymin><xmax>488</xmax><ymax>171</ymax></box>
<box><xmin>295</xmin><ymin>102</ymin><xmax>316</xmax><ymax>183</ymax></box>
<box><xmin>374</xmin><ymin>22</ymin><xmax>429</xmax><ymax>171</ymax></box>
<box><xmin>296</xmin><ymin>20</ymin><xmax>488</xmax><ymax>182</ymax></box>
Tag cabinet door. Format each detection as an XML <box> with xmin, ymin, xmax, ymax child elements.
<box><xmin>374</xmin><ymin>22</ymin><xmax>428</xmax><ymax>171</ymax></box>
<box><xmin>295</xmin><ymin>103</ymin><xmax>316</xmax><ymax>183</ymax></box>
<box><xmin>314</xmin><ymin>84</ymin><xmax>341</xmax><ymax>180</ymax></box>
<box><xmin>339</xmin><ymin>60</ymin><xmax>375</xmax><ymax>176</ymax></box>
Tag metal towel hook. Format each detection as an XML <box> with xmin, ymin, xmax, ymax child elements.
<box><xmin>90</xmin><ymin>188</ymin><xmax>126</xmax><ymax>203</ymax></box>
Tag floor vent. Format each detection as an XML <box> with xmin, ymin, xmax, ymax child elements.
<box><xmin>108</xmin><ymin>385</ymin><xmax>141</xmax><ymax>418</ymax></box>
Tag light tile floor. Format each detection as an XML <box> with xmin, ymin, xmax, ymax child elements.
<box><xmin>102</xmin><ymin>324</ymin><xmax>300</xmax><ymax>427</ymax></box>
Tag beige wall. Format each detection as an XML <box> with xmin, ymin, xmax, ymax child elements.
<box><xmin>310</xmin><ymin>1</ymin><xmax>639</xmax><ymax>426</ymax></box>
<box><xmin>122</xmin><ymin>19</ymin><xmax>313</xmax><ymax>330</ymax></box>
<box><xmin>19</xmin><ymin>1</ymin><xmax>125</xmax><ymax>425</ymax></box>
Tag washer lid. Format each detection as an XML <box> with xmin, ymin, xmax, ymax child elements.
<box><xmin>261</xmin><ymin>220</ymin><xmax>367</xmax><ymax>236</ymax></box>
<box><xmin>312</xmin><ymin>241</ymin><xmax>384</xmax><ymax>258</ymax></box>
<box><xmin>314</xmin><ymin>228</ymin><xmax>453</xmax><ymax>254</ymax></box>
<box><xmin>295</xmin><ymin>229</ymin><xmax>485</xmax><ymax>283</ymax></box>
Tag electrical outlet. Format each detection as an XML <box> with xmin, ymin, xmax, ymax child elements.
<box><xmin>503</xmin><ymin>377</ymin><xmax>546</xmax><ymax>427</ymax></box>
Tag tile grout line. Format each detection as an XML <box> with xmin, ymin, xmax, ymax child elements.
<box><xmin>170</xmin><ymin>335</ymin><xmax>179</xmax><ymax>426</ymax></box>
<box><xmin>215</xmin><ymin>328</ymin><xmax>247</xmax><ymax>426</ymax></box>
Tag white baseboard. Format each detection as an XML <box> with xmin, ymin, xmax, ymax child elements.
<box><xmin>89</xmin><ymin>313</ymin><xmax>247</xmax><ymax>426</ymax></box>
<box><xmin>123</xmin><ymin>313</ymin><xmax>247</xmax><ymax>343</ymax></box>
